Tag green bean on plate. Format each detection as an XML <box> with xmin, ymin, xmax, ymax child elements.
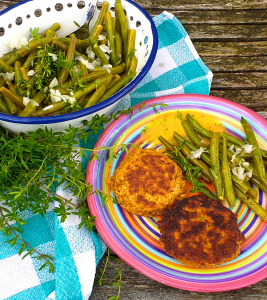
<box><xmin>158</xmin><ymin>113</ymin><xmax>267</xmax><ymax>222</ymax></box>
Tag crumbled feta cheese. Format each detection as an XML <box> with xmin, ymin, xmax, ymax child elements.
<box><xmin>231</xmin><ymin>158</ymin><xmax>253</xmax><ymax>180</ymax></box>
<box><xmin>99</xmin><ymin>44</ymin><xmax>112</xmax><ymax>54</ymax></box>
<box><xmin>70</xmin><ymin>91</ymin><xmax>74</xmax><ymax>96</ymax></box>
<box><xmin>27</xmin><ymin>70</ymin><xmax>35</xmax><ymax>76</ymax></box>
<box><xmin>241</xmin><ymin>161</ymin><xmax>249</xmax><ymax>168</ymax></box>
<box><xmin>43</xmin><ymin>104</ymin><xmax>54</xmax><ymax>111</ymax></box>
<box><xmin>188</xmin><ymin>147</ymin><xmax>207</xmax><ymax>159</ymax></box>
<box><xmin>229</xmin><ymin>144</ymin><xmax>235</xmax><ymax>152</ymax></box>
<box><xmin>50</xmin><ymin>89</ymin><xmax>63</xmax><ymax>103</ymax></box>
<box><xmin>232</xmin><ymin>166</ymin><xmax>246</xmax><ymax>181</ymax></box>
<box><xmin>102</xmin><ymin>64</ymin><xmax>112</xmax><ymax>70</ymax></box>
<box><xmin>242</xmin><ymin>144</ymin><xmax>254</xmax><ymax>154</ymax></box>
<box><xmin>31</xmin><ymin>100</ymin><xmax>39</xmax><ymax>106</ymax></box>
<box><xmin>62</xmin><ymin>95</ymin><xmax>76</xmax><ymax>105</ymax></box>
<box><xmin>105</xmin><ymin>53</ymin><xmax>110</xmax><ymax>60</ymax></box>
<box><xmin>231</xmin><ymin>153</ymin><xmax>237</xmax><ymax>163</ymax></box>
<box><xmin>246</xmin><ymin>170</ymin><xmax>253</xmax><ymax>178</ymax></box>
<box><xmin>50</xmin><ymin>89</ymin><xmax>76</xmax><ymax>105</ymax></box>
<box><xmin>23</xmin><ymin>97</ymin><xmax>32</xmax><ymax>106</ymax></box>
<box><xmin>8</xmin><ymin>34</ymin><xmax>28</xmax><ymax>50</ymax></box>
<box><xmin>93</xmin><ymin>58</ymin><xmax>101</xmax><ymax>66</ymax></box>
<box><xmin>49</xmin><ymin>77</ymin><xmax>58</xmax><ymax>89</ymax></box>
<box><xmin>97</xmin><ymin>34</ymin><xmax>106</xmax><ymax>41</ymax></box>
<box><xmin>75</xmin><ymin>56</ymin><xmax>95</xmax><ymax>71</ymax></box>
<box><xmin>0</xmin><ymin>72</ymin><xmax>15</xmax><ymax>82</ymax></box>
<box><xmin>48</xmin><ymin>53</ymin><xmax>58</xmax><ymax>62</ymax></box>
<box><xmin>230</xmin><ymin>145</ymin><xmax>242</xmax><ymax>163</ymax></box>
<box><xmin>86</xmin><ymin>48</ymin><xmax>95</xmax><ymax>60</ymax></box>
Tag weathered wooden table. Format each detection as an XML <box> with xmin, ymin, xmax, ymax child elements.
<box><xmin>91</xmin><ymin>1</ymin><xmax>267</xmax><ymax>299</ymax></box>
<box><xmin>1</xmin><ymin>0</ymin><xmax>266</xmax><ymax>299</ymax></box>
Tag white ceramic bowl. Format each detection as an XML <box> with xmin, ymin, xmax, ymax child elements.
<box><xmin>0</xmin><ymin>0</ymin><xmax>158</xmax><ymax>133</ymax></box>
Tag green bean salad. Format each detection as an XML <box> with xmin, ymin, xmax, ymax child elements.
<box><xmin>0</xmin><ymin>0</ymin><xmax>137</xmax><ymax>117</ymax></box>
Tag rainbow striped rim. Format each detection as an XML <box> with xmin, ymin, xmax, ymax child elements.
<box><xmin>87</xmin><ymin>94</ymin><xmax>267</xmax><ymax>292</ymax></box>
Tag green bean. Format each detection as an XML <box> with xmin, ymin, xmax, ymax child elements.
<box><xmin>41</xmin><ymin>23</ymin><xmax>61</xmax><ymax>36</ymax></box>
<box><xmin>241</xmin><ymin>117</ymin><xmax>265</xmax><ymax>179</ymax></box>
<box><xmin>0</xmin><ymin>87</ymin><xmax>24</xmax><ymax>108</ymax></box>
<box><xmin>250</xmin><ymin>176</ymin><xmax>267</xmax><ymax>193</ymax></box>
<box><xmin>84</xmin><ymin>74</ymin><xmax>113</xmax><ymax>108</ymax></box>
<box><xmin>52</xmin><ymin>39</ymin><xmax>69</xmax><ymax>52</ymax></box>
<box><xmin>22</xmin><ymin>51</ymin><xmax>36</xmax><ymax>69</ymax></box>
<box><xmin>173</xmin><ymin>131</ymin><xmax>211</xmax><ymax>166</ymax></box>
<box><xmin>181</xmin><ymin>119</ymin><xmax>201</xmax><ymax>147</ymax></box>
<box><xmin>89</xmin><ymin>24</ymin><xmax>104</xmax><ymax>41</ymax></box>
<box><xmin>115</xmin><ymin>29</ymin><xmax>122</xmax><ymax>61</ymax></box>
<box><xmin>247</xmin><ymin>187</ymin><xmax>258</xmax><ymax>199</ymax></box>
<box><xmin>104</xmin><ymin>12</ymin><xmax>117</xmax><ymax>65</ymax></box>
<box><xmin>99</xmin><ymin>71</ymin><xmax>136</xmax><ymax>102</ymax></box>
<box><xmin>89</xmin><ymin>37</ymin><xmax>109</xmax><ymax>65</ymax></box>
<box><xmin>5</xmin><ymin>51</ymin><xmax>23</xmax><ymax>66</ymax></box>
<box><xmin>91</xmin><ymin>1</ymin><xmax>109</xmax><ymax>31</ymax></box>
<box><xmin>231</xmin><ymin>174</ymin><xmax>249</xmax><ymax>194</ymax></box>
<box><xmin>107</xmin><ymin>74</ymin><xmax>121</xmax><ymax>89</ymax></box>
<box><xmin>6</xmin><ymin>80</ymin><xmax>19</xmax><ymax>97</ymax></box>
<box><xmin>81</xmin><ymin>70</ymin><xmax>109</xmax><ymax>83</ymax></box>
<box><xmin>0</xmin><ymin>77</ymin><xmax>5</xmax><ymax>88</ymax></box>
<box><xmin>0</xmin><ymin>59</ymin><xmax>14</xmax><ymax>73</ymax></box>
<box><xmin>210</xmin><ymin>132</ymin><xmax>223</xmax><ymax>199</ymax></box>
<box><xmin>20</xmin><ymin>67</ymin><xmax>31</xmax><ymax>81</ymax></box>
<box><xmin>176</xmin><ymin>139</ymin><xmax>213</xmax><ymax>183</ymax></box>
<box><xmin>221</xmin><ymin>136</ymin><xmax>236</xmax><ymax>207</ymax></box>
<box><xmin>227</xmin><ymin>148</ymin><xmax>265</xmax><ymax>186</ymax></box>
<box><xmin>186</xmin><ymin>114</ymin><xmax>213</xmax><ymax>139</ymax></box>
<box><xmin>127</xmin><ymin>54</ymin><xmax>137</xmax><ymax>75</ymax></box>
<box><xmin>18</xmin><ymin>91</ymin><xmax>46</xmax><ymax>117</ymax></box>
<box><xmin>74</xmin><ymin>76</ymin><xmax>108</xmax><ymax>100</ymax></box>
<box><xmin>18</xmin><ymin>38</ymin><xmax>53</xmax><ymax>57</ymax></box>
<box><xmin>115</xmin><ymin>0</ymin><xmax>128</xmax><ymax>60</ymax></box>
<box><xmin>14</xmin><ymin>61</ymin><xmax>23</xmax><ymax>83</ymax></box>
<box><xmin>35</xmin><ymin>101</ymin><xmax>66</xmax><ymax>117</ymax></box>
<box><xmin>234</xmin><ymin>187</ymin><xmax>267</xmax><ymax>222</ymax></box>
<box><xmin>0</xmin><ymin>94</ymin><xmax>10</xmax><ymax>114</ymax></box>
<box><xmin>158</xmin><ymin>135</ymin><xmax>218</xmax><ymax>200</ymax></box>
<box><xmin>58</xmin><ymin>36</ymin><xmax>77</xmax><ymax>85</ymax></box>
<box><xmin>222</xmin><ymin>130</ymin><xmax>267</xmax><ymax>159</ymax></box>
<box><xmin>125</xmin><ymin>29</ymin><xmax>136</xmax><ymax>72</ymax></box>
<box><xmin>3</xmin><ymin>95</ymin><xmax>17</xmax><ymax>114</ymax></box>
<box><xmin>58</xmin><ymin>38</ymin><xmax>89</xmax><ymax>50</ymax></box>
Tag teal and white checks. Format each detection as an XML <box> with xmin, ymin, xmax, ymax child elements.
<box><xmin>0</xmin><ymin>12</ymin><xmax>212</xmax><ymax>300</ymax></box>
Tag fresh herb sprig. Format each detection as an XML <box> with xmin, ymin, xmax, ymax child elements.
<box><xmin>0</xmin><ymin>102</ymin><xmax>168</xmax><ymax>273</ymax></box>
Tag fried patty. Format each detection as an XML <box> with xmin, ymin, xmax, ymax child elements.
<box><xmin>110</xmin><ymin>148</ymin><xmax>187</xmax><ymax>216</ymax></box>
<box><xmin>158</xmin><ymin>195</ymin><xmax>245</xmax><ymax>268</ymax></box>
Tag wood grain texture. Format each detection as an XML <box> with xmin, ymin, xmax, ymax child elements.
<box><xmin>90</xmin><ymin>254</ymin><xmax>267</xmax><ymax>300</ymax></box>
<box><xmin>0</xmin><ymin>1</ymin><xmax>266</xmax><ymax>299</ymax></box>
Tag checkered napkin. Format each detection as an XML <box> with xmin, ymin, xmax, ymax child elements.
<box><xmin>0</xmin><ymin>12</ymin><xmax>212</xmax><ymax>300</ymax></box>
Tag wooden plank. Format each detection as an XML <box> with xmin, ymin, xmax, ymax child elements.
<box><xmin>90</xmin><ymin>256</ymin><xmax>267</xmax><ymax>300</ymax></box>
<box><xmin>210</xmin><ymin>90</ymin><xmax>267</xmax><ymax>111</ymax></box>
<box><xmin>210</xmin><ymin>72</ymin><xmax>267</xmax><ymax>89</ymax></box>
<box><xmin>135</xmin><ymin>0</ymin><xmax>267</xmax><ymax>10</ymax></box>
<box><xmin>202</xmin><ymin>56</ymin><xmax>267</xmax><ymax>72</ymax></box>
<box><xmin>137</xmin><ymin>8</ymin><xmax>267</xmax><ymax>24</ymax></box>
<box><xmin>183</xmin><ymin>24</ymin><xmax>267</xmax><ymax>41</ymax></box>
<box><xmin>194</xmin><ymin>41</ymin><xmax>267</xmax><ymax>57</ymax></box>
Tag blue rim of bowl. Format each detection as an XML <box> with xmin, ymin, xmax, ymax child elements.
<box><xmin>0</xmin><ymin>0</ymin><xmax>158</xmax><ymax>124</ymax></box>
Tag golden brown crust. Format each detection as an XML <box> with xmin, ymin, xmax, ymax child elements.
<box><xmin>158</xmin><ymin>195</ymin><xmax>245</xmax><ymax>268</ymax></box>
<box><xmin>110</xmin><ymin>148</ymin><xmax>187</xmax><ymax>216</ymax></box>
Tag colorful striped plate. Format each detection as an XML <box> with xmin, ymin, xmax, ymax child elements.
<box><xmin>87</xmin><ymin>94</ymin><xmax>267</xmax><ymax>292</ymax></box>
